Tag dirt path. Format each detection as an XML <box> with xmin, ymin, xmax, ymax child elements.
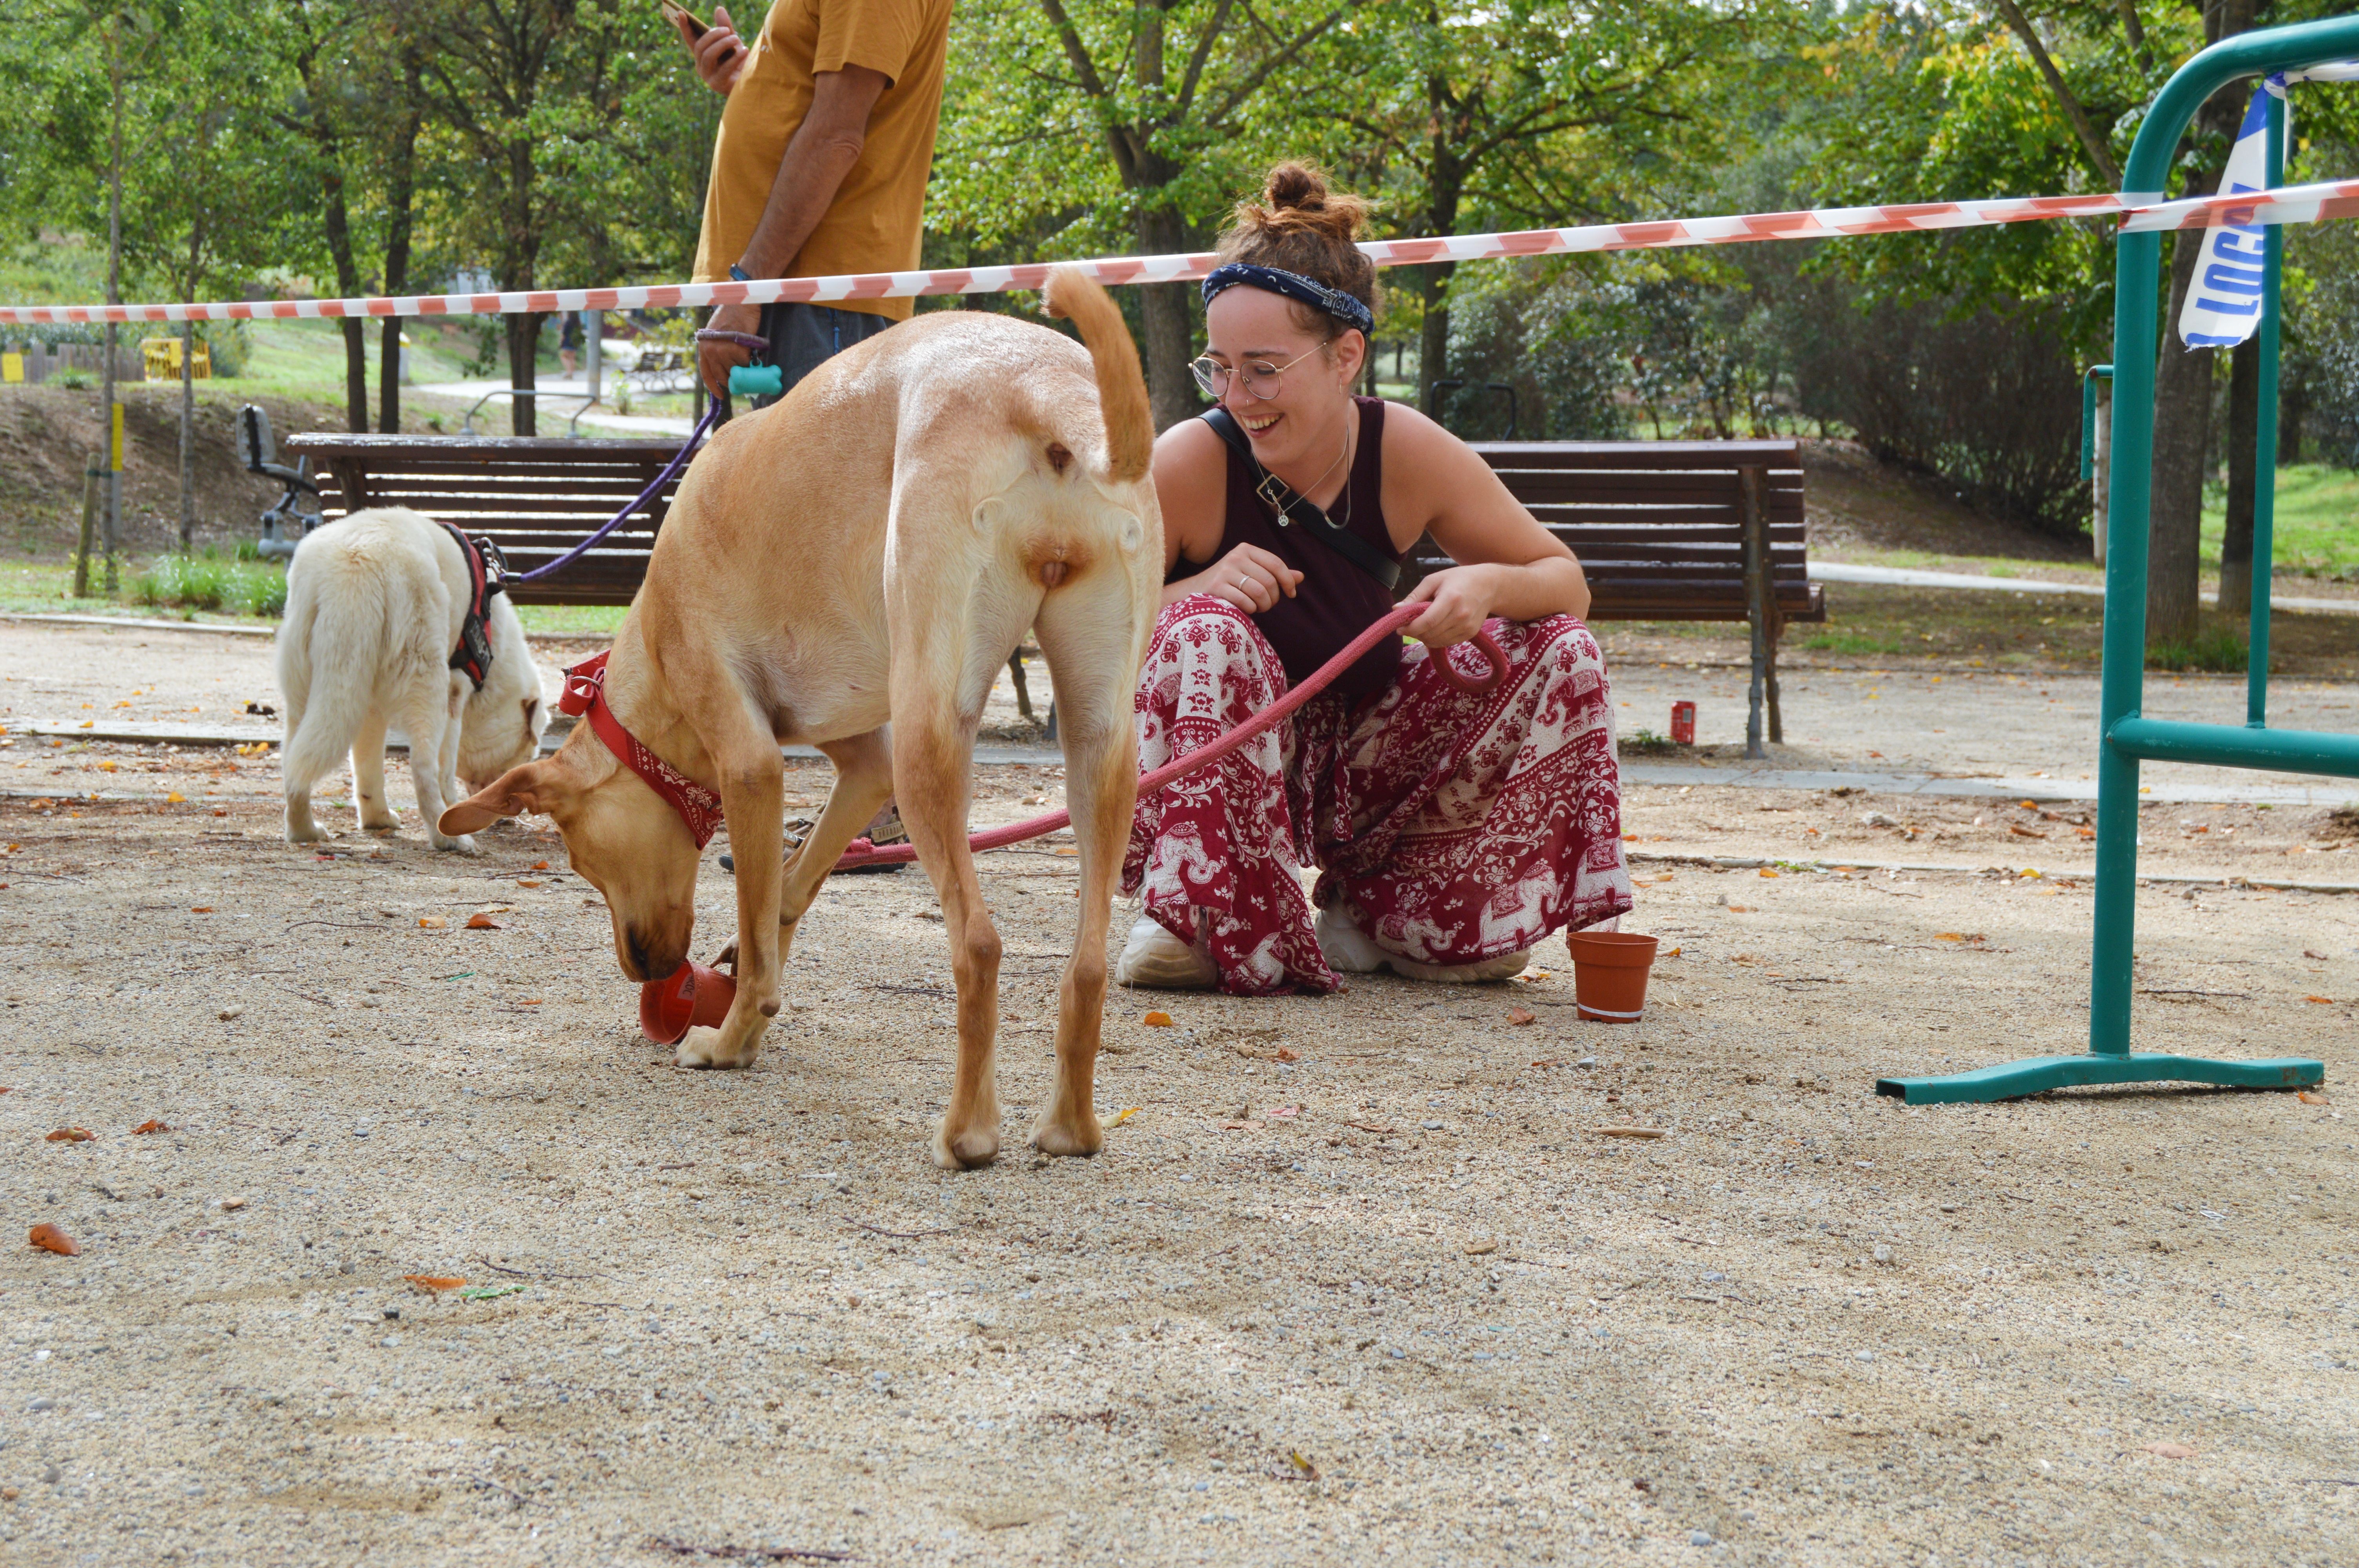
<box><xmin>2</xmin><ymin>624</ymin><xmax>2356</xmax><ymax>1567</ymax></box>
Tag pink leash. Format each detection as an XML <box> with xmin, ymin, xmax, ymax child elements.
<box><xmin>832</xmin><ymin>603</ymin><xmax>1506</xmax><ymax>870</ymax></box>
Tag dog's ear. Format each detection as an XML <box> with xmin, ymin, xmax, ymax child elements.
<box><xmin>440</xmin><ymin>758</ymin><xmax>572</xmax><ymax>836</ymax></box>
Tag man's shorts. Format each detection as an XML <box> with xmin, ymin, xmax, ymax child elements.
<box><xmin>748</xmin><ymin>302</ymin><xmax>896</xmax><ymax>408</ymax></box>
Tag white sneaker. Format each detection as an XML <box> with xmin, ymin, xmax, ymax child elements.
<box><xmin>1386</xmin><ymin>947</ymin><xmax>1533</xmax><ymax>984</ymax></box>
<box><xmin>1116</xmin><ymin>914</ymin><xmax>1218</xmax><ymax>989</ymax></box>
<box><xmin>1314</xmin><ymin>905</ymin><xmax>1386</xmax><ymax>974</ymax></box>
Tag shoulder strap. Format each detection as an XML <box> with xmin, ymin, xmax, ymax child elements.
<box><xmin>1201</xmin><ymin>407</ymin><xmax>1399</xmax><ymax>591</ymax></box>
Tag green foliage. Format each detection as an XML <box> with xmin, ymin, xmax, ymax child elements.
<box><xmin>2145</xmin><ymin>628</ymin><xmax>2248</xmax><ymax>673</ymax></box>
<box><xmin>129</xmin><ymin>554</ymin><xmax>286</xmax><ymax>617</ymax></box>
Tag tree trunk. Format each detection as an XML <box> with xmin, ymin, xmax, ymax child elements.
<box><xmin>379</xmin><ymin>60</ymin><xmax>424</xmax><ymax>435</ymax></box>
<box><xmin>1136</xmin><ymin>205</ymin><xmax>1198</xmax><ymax>431</ymax></box>
<box><xmin>2148</xmin><ymin>226</ymin><xmax>2212</xmax><ymax>646</ymax></box>
<box><xmin>2278</xmin><ymin>363</ymin><xmax>2307</xmax><ymax>464</ymax></box>
<box><xmin>2218</xmin><ymin>336</ymin><xmax>2257</xmax><ymax>613</ymax></box>
<box><xmin>179</xmin><ymin>321</ymin><xmax>196</xmax><ymax>552</ymax></box>
<box><xmin>507</xmin><ymin>312</ymin><xmax>542</xmax><ymax>438</ymax></box>
<box><xmin>307</xmin><ymin>103</ymin><xmax>368</xmax><ymax>433</ymax></box>
<box><xmin>1418</xmin><ymin>263</ymin><xmax>1454</xmax><ymax>418</ymax></box>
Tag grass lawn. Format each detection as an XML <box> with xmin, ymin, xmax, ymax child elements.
<box><xmin>2203</xmin><ymin>463</ymin><xmax>2359</xmax><ymax>580</ymax></box>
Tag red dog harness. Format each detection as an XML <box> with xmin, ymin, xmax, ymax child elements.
<box><xmin>439</xmin><ymin>521</ymin><xmax>510</xmax><ymax>691</ymax></box>
<box><xmin>558</xmin><ymin>653</ymin><xmax>726</xmax><ymax>848</ymax></box>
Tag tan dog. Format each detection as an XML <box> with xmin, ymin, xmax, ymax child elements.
<box><xmin>440</xmin><ymin>271</ymin><xmax>1161</xmax><ymax>1169</ymax></box>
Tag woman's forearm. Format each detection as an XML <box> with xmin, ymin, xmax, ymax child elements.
<box><xmin>1475</xmin><ymin>556</ymin><xmax>1590</xmax><ymax>623</ymax></box>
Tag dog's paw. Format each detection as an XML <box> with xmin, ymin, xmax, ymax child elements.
<box><xmin>932</xmin><ymin>1119</ymin><xmax>1001</xmax><ymax>1171</ymax></box>
<box><xmin>677</xmin><ymin>1025</ymin><xmax>757</xmax><ymax>1071</ymax></box>
<box><xmin>284</xmin><ymin>819</ymin><xmax>326</xmax><ymax>845</ymax></box>
<box><xmin>1031</xmin><ymin>1111</ymin><xmax>1104</xmax><ymax>1159</ymax></box>
<box><xmin>429</xmin><ymin>833</ymin><xmax>480</xmax><ymax>856</ymax></box>
<box><xmin>360</xmin><ymin>813</ymin><xmax>400</xmax><ymax>833</ymax></box>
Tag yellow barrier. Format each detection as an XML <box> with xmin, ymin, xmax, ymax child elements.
<box><xmin>139</xmin><ymin>337</ymin><xmax>211</xmax><ymax>380</ymax></box>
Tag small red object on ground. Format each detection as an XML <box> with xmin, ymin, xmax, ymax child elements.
<box><xmin>639</xmin><ymin>961</ymin><xmax>737</xmax><ymax>1045</ymax></box>
<box><xmin>1669</xmin><ymin>701</ymin><xmax>1696</xmax><ymax>745</ymax></box>
<box><xmin>1566</xmin><ymin>931</ymin><xmax>1661</xmax><ymax>1024</ymax></box>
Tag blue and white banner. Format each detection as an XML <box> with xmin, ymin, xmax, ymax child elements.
<box><xmin>2177</xmin><ymin>80</ymin><xmax>2279</xmax><ymax>347</ymax></box>
<box><xmin>2178</xmin><ymin>64</ymin><xmax>2359</xmax><ymax>347</ymax></box>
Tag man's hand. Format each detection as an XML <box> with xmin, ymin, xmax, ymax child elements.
<box><xmin>674</xmin><ymin>2</ymin><xmax>747</xmax><ymax>94</ymax></box>
<box><xmin>698</xmin><ymin>301</ymin><xmax>762</xmax><ymax>398</ymax></box>
<box><xmin>1400</xmin><ymin>564</ymin><xmax>1498</xmax><ymax>648</ymax></box>
<box><xmin>1178</xmin><ymin>543</ymin><xmax>1303</xmax><ymax>615</ymax></box>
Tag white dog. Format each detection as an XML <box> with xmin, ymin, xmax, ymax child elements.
<box><xmin>276</xmin><ymin>507</ymin><xmax>547</xmax><ymax>853</ymax></box>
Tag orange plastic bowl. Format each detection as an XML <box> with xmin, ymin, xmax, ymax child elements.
<box><xmin>1565</xmin><ymin>931</ymin><xmax>1660</xmax><ymax>1024</ymax></box>
<box><xmin>639</xmin><ymin>961</ymin><xmax>736</xmax><ymax>1045</ymax></box>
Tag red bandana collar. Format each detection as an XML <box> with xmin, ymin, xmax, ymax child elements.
<box><xmin>558</xmin><ymin>653</ymin><xmax>725</xmax><ymax>849</ymax></box>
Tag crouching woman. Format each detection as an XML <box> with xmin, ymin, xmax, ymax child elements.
<box><xmin>1117</xmin><ymin>162</ymin><xmax>1632</xmax><ymax>995</ymax></box>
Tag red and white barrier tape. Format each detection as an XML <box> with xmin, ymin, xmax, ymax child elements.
<box><xmin>0</xmin><ymin>181</ymin><xmax>2343</xmax><ymax>326</ymax></box>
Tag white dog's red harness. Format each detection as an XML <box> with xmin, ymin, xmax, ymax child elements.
<box><xmin>558</xmin><ymin>653</ymin><xmax>726</xmax><ymax>849</ymax></box>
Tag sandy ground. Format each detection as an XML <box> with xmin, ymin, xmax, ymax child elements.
<box><xmin>2</xmin><ymin>621</ymin><xmax>2357</xmax><ymax>1567</ymax></box>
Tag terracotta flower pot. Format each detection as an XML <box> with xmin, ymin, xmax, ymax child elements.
<box><xmin>1565</xmin><ymin>930</ymin><xmax>1659</xmax><ymax>1024</ymax></box>
<box><xmin>639</xmin><ymin>961</ymin><xmax>737</xmax><ymax>1045</ymax></box>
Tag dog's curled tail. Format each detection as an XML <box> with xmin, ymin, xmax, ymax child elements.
<box><xmin>1043</xmin><ymin>266</ymin><xmax>1152</xmax><ymax>485</ymax></box>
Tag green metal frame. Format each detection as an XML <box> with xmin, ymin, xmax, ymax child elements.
<box><xmin>1879</xmin><ymin>21</ymin><xmax>2349</xmax><ymax>1106</ymax></box>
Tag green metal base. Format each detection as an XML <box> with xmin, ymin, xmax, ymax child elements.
<box><xmin>1876</xmin><ymin>1052</ymin><xmax>2323</xmax><ymax>1106</ymax></box>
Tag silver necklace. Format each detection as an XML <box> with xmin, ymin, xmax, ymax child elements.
<box><xmin>1254</xmin><ymin>406</ymin><xmax>1355</xmax><ymax>526</ymax></box>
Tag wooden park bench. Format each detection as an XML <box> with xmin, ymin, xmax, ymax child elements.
<box><xmin>1432</xmin><ymin>438</ymin><xmax>1821</xmax><ymax>750</ymax></box>
<box><xmin>281</xmin><ymin>433</ymin><xmax>691</xmax><ymax>605</ymax></box>
<box><xmin>281</xmin><ymin>430</ymin><xmax>1819</xmax><ymax>747</ymax></box>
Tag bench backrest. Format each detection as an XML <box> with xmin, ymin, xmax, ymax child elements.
<box><xmin>1453</xmin><ymin>439</ymin><xmax>1818</xmax><ymax>623</ymax></box>
<box><xmin>283</xmin><ymin>434</ymin><xmax>690</xmax><ymax>605</ymax></box>
<box><xmin>285</xmin><ymin>430</ymin><xmax>1818</xmax><ymax>622</ymax></box>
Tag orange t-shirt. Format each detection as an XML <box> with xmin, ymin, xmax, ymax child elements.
<box><xmin>691</xmin><ymin>0</ymin><xmax>953</xmax><ymax>320</ymax></box>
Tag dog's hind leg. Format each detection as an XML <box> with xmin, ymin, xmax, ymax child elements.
<box><xmin>352</xmin><ymin>710</ymin><xmax>396</xmax><ymax>833</ymax></box>
<box><xmin>891</xmin><ymin>689</ymin><xmax>1003</xmax><ymax>1171</ymax></box>
<box><xmin>280</xmin><ymin>675</ymin><xmax>358</xmax><ymax>847</ymax></box>
<box><xmin>1027</xmin><ymin>575</ymin><xmax>1145</xmax><ymax>1158</ymax></box>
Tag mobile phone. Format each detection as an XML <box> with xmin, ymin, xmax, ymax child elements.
<box><xmin>660</xmin><ymin>0</ymin><xmax>707</xmax><ymax>39</ymax></box>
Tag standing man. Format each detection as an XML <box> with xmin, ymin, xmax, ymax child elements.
<box><xmin>674</xmin><ymin>0</ymin><xmax>956</xmax><ymax>403</ymax></box>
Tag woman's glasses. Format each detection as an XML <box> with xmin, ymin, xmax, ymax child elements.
<box><xmin>1188</xmin><ymin>346</ymin><xmax>1323</xmax><ymax>401</ymax></box>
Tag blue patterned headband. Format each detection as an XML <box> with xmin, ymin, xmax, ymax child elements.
<box><xmin>1200</xmin><ymin>263</ymin><xmax>1374</xmax><ymax>336</ymax></box>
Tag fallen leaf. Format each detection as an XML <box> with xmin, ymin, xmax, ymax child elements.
<box><xmin>517</xmin><ymin>998</ymin><xmax>543</xmax><ymax>1006</ymax></box>
<box><xmin>2304</xmin><ymin>949</ymin><xmax>2330</xmax><ymax>960</ymax></box>
<box><xmin>1217</xmin><ymin>1120</ymin><xmax>1261</xmax><ymax>1132</ymax></box>
<box><xmin>404</xmin><ymin>1274</ymin><xmax>465</xmax><ymax>1293</ymax></box>
<box><xmin>2009</xmin><ymin>825</ymin><xmax>2047</xmax><ymax>839</ymax></box>
<box><xmin>532</xmin><ymin>860</ymin><xmax>550</xmax><ymax>871</ymax></box>
<box><xmin>1936</xmin><ymin>932</ymin><xmax>1965</xmax><ymax>942</ymax></box>
<box><xmin>1759</xmin><ymin>868</ymin><xmax>1779</xmax><ymax>878</ymax></box>
<box><xmin>2308</xmin><ymin>995</ymin><xmax>2334</xmax><ymax>1005</ymax></box>
<box><xmin>1594</xmin><ymin>1126</ymin><xmax>1667</xmax><ymax>1140</ymax></box>
<box><xmin>2298</xmin><ymin>1090</ymin><xmax>2330</xmax><ymax>1105</ymax></box>
<box><xmin>1289</xmin><ymin>1450</ymin><xmax>1320</xmax><ymax>1480</ymax></box>
<box><xmin>220</xmin><ymin>1196</ymin><xmax>246</xmax><ymax>1211</ymax></box>
<box><xmin>2076</xmin><ymin>826</ymin><xmax>2095</xmax><ymax>839</ymax></box>
<box><xmin>1274</xmin><ymin>1047</ymin><xmax>1299</xmax><ymax>1062</ymax></box>
<box><xmin>1663</xmin><ymin>946</ymin><xmax>1681</xmax><ymax>957</ymax></box>
<box><xmin>129</xmin><ymin>1119</ymin><xmax>170</xmax><ymax>1135</ymax></box>
<box><xmin>1267</xmin><ymin>1105</ymin><xmax>1299</xmax><ymax>1119</ymax></box>
<box><xmin>2140</xmin><ymin>1441</ymin><xmax>2197</xmax><ymax>1459</ymax></box>
<box><xmin>1725</xmin><ymin>904</ymin><xmax>1752</xmax><ymax>913</ymax></box>
<box><xmin>515</xmin><ymin>879</ymin><xmax>544</xmax><ymax>888</ymax></box>
<box><xmin>45</xmin><ymin>1127</ymin><xmax>93</xmax><ymax>1143</ymax></box>
<box><xmin>464</xmin><ymin>913</ymin><xmax>502</xmax><ymax>930</ymax></box>
<box><xmin>1109</xmin><ymin>1106</ymin><xmax>1140</xmax><ymax>1129</ymax></box>
<box><xmin>165</xmin><ymin>793</ymin><xmax>184</xmax><ymax>804</ymax></box>
<box><xmin>190</xmin><ymin>906</ymin><xmax>213</xmax><ymax>913</ymax></box>
<box><xmin>418</xmin><ymin>916</ymin><xmax>448</xmax><ymax>929</ymax></box>
<box><xmin>1507</xmin><ymin>1007</ymin><xmax>1536</xmax><ymax>1026</ymax></box>
<box><xmin>1141</xmin><ymin>1010</ymin><xmax>1174</xmax><ymax>1027</ymax></box>
<box><xmin>28</xmin><ymin>1223</ymin><xmax>77</xmax><ymax>1256</ymax></box>
<box><xmin>1464</xmin><ymin>1241</ymin><xmax>1498</xmax><ymax>1256</ymax></box>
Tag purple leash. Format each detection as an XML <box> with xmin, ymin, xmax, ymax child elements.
<box><xmin>508</xmin><ymin>328</ymin><xmax>767</xmax><ymax>585</ymax></box>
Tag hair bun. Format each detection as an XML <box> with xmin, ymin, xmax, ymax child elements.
<box><xmin>1264</xmin><ymin>162</ymin><xmax>1329</xmax><ymax>214</ymax></box>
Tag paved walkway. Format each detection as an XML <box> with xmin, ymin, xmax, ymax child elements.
<box><xmin>409</xmin><ymin>374</ymin><xmax>695</xmax><ymax>438</ymax></box>
<box><xmin>1810</xmin><ymin>559</ymin><xmax>2359</xmax><ymax>616</ymax></box>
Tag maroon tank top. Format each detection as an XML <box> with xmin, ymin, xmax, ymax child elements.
<box><xmin>1174</xmin><ymin>396</ymin><xmax>1406</xmax><ymax>708</ymax></box>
